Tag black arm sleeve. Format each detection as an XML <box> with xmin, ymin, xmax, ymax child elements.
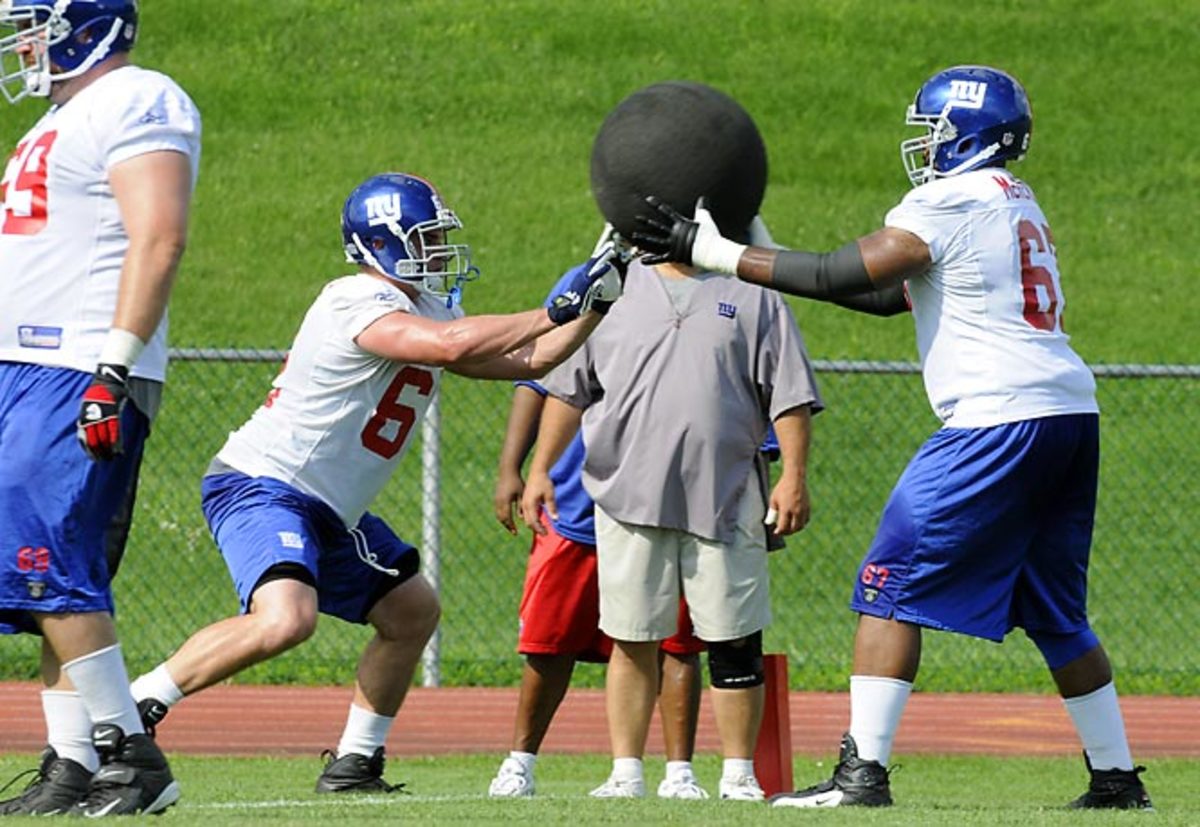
<box><xmin>770</xmin><ymin>241</ymin><xmax>875</xmax><ymax>299</ymax></box>
<box><xmin>832</xmin><ymin>283</ymin><xmax>910</xmax><ymax>317</ymax></box>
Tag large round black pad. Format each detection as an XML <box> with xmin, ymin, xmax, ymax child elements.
<box><xmin>590</xmin><ymin>81</ymin><xmax>767</xmax><ymax>240</ymax></box>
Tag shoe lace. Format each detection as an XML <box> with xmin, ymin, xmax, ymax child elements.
<box><xmin>0</xmin><ymin>765</ymin><xmax>43</xmax><ymax>797</ymax></box>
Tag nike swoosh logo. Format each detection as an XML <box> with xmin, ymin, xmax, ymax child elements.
<box><xmin>83</xmin><ymin>797</ymin><xmax>124</xmax><ymax>818</ymax></box>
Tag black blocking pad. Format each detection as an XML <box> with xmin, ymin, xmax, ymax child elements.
<box><xmin>590</xmin><ymin>80</ymin><xmax>767</xmax><ymax>242</ymax></box>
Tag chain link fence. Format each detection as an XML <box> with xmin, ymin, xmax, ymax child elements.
<box><xmin>2</xmin><ymin>353</ymin><xmax>1196</xmax><ymax>695</ymax></box>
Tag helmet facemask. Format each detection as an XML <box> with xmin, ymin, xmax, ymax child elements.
<box><xmin>901</xmin><ymin>103</ymin><xmax>1005</xmax><ymax>187</ymax></box>
<box><xmin>0</xmin><ymin>3</ymin><xmax>50</xmax><ymax>102</ymax></box>
<box><xmin>0</xmin><ymin>0</ymin><xmax>136</xmax><ymax>104</ymax></box>
<box><xmin>347</xmin><ymin>208</ymin><xmax>478</xmax><ymax>307</ymax></box>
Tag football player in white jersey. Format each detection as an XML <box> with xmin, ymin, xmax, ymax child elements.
<box><xmin>635</xmin><ymin>65</ymin><xmax>1151</xmax><ymax>810</ymax></box>
<box><xmin>0</xmin><ymin>0</ymin><xmax>199</xmax><ymax>816</ymax></box>
<box><xmin>127</xmin><ymin>172</ymin><xmax>625</xmax><ymax>795</ymax></box>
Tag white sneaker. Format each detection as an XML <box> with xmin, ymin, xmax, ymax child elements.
<box><xmin>657</xmin><ymin>774</ymin><xmax>710</xmax><ymax>799</ymax></box>
<box><xmin>488</xmin><ymin>757</ymin><xmax>534</xmax><ymax>798</ymax></box>
<box><xmin>589</xmin><ymin>776</ymin><xmax>646</xmax><ymax>798</ymax></box>
<box><xmin>719</xmin><ymin>773</ymin><xmax>765</xmax><ymax>801</ymax></box>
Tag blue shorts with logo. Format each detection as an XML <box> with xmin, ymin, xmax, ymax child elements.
<box><xmin>200</xmin><ymin>472</ymin><xmax>420</xmax><ymax>624</ymax></box>
<box><xmin>851</xmin><ymin>414</ymin><xmax>1098</xmax><ymax>642</ymax></box>
<box><xmin>0</xmin><ymin>363</ymin><xmax>149</xmax><ymax>635</ymax></box>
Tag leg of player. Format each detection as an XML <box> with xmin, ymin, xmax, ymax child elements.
<box><xmin>489</xmin><ymin>653</ymin><xmax>576</xmax><ymax>798</ymax></box>
<box><xmin>1031</xmin><ymin>637</ymin><xmax>1153</xmax><ymax>809</ymax></box>
<box><xmin>133</xmin><ymin>578</ymin><xmax>320</xmax><ymax>713</ymax></box>
<box><xmin>316</xmin><ymin>574</ymin><xmax>440</xmax><ymax>794</ymax></box>
<box><xmin>0</xmin><ymin>638</ymin><xmax>95</xmax><ymax>815</ymax></box>
<box><xmin>771</xmin><ymin>614</ymin><xmax>917</xmax><ymax>808</ymax></box>
<box><xmin>590</xmin><ymin>639</ymin><xmax>659</xmax><ymax>798</ymax></box>
<box><xmin>655</xmin><ymin>650</ymin><xmax>706</xmax><ymax>799</ymax></box>
<box><xmin>30</xmin><ymin>614</ymin><xmax>178</xmax><ymax>817</ymax></box>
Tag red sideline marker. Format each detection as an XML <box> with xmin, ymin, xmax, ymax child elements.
<box><xmin>754</xmin><ymin>653</ymin><xmax>793</xmax><ymax>797</ymax></box>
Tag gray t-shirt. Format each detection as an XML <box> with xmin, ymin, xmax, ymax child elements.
<box><xmin>541</xmin><ymin>260</ymin><xmax>823</xmax><ymax>544</ymax></box>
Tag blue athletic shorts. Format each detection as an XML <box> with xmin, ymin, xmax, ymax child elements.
<box><xmin>851</xmin><ymin>414</ymin><xmax>1099</xmax><ymax>642</ymax></box>
<box><xmin>200</xmin><ymin>472</ymin><xmax>420</xmax><ymax>624</ymax></box>
<box><xmin>0</xmin><ymin>363</ymin><xmax>149</xmax><ymax>635</ymax></box>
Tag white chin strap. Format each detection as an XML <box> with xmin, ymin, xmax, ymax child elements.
<box><xmin>24</xmin><ymin>68</ymin><xmax>50</xmax><ymax>97</ymax></box>
<box><xmin>25</xmin><ymin>15</ymin><xmax>125</xmax><ymax>98</ymax></box>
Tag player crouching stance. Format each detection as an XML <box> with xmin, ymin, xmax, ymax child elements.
<box><xmin>128</xmin><ymin>172</ymin><xmax>626</xmax><ymax>793</ymax></box>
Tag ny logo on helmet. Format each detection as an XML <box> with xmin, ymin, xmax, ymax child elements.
<box><xmin>947</xmin><ymin>79</ymin><xmax>987</xmax><ymax>109</ymax></box>
<box><xmin>365</xmin><ymin>193</ymin><xmax>402</xmax><ymax>227</ymax></box>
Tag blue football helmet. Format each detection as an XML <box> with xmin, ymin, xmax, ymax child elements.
<box><xmin>900</xmin><ymin>65</ymin><xmax>1032</xmax><ymax>187</ymax></box>
<box><xmin>0</xmin><ymin>0</ymin><xmax>137</xmax><ymax>103</ymax></box>
<box><xmin>341</xmin><ymin>173</ymin><xmax>478</xmax><ymax>304</ymax></box>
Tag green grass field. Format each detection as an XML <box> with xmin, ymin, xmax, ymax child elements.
<box><xmin>1</xmin><ymin>752</ymin><xmax>1198</xmax><ymax>824</ymax></box>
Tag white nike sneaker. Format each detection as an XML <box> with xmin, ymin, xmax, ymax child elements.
<box><xmin>657</xmin><ymin>774</ymin><xmax>709</xmax><ymax>799</ymax></box>
<box><xmin>589</xmin><ymin>775</ymin><xmax>646</xmax><ymax>798</ymax></box>
<box><xmin>719</xmin><ymin>773</ymin><xmax>765</xmax><ymax>801</ymax></box>
<box><xmin>487</xmin><ymin>757</ymin><xmax>534</xmax><ymax>798</ymax></box>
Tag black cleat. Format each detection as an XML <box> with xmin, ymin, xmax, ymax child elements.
<box><xmin>0</xmin><ymin>746</ymin><xmax>91</xmax><ymax>815</ymax></box>
<box><xmin>1068</xmin><ymin>752</ymin><xmax>1153</xmax><ymax>810</ymax></box>
<box><xmin>137</xmin><ymin>697</ymin><xmax>170</xmax><ymax>738</ymax></box>
<box><xmin>769</xmin><ymin>732</ymin><xmax>893</xmax><ymax>808</ymax></box>
<box><xmin>315</xmin><ymin>747</ymin><xmax>405</xmax><ymax>794</ymax></box>
<box><xmin>72</xmin><ymin>724</ymin><xmax>180</xmax><ymax>816</ymax></box>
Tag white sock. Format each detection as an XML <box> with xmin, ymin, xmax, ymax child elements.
<box><xmin>722</xmin><ymin>757</ymin><xmax>755</xmax><ymax>780</ymax></box>
<box><xmin>611</xmin><ymin>756</ymin><xmax>643</xmax><ymax>781</ymax></box>
<box><xmin>61</xmin><ymin>644</ymin><xmax>144</xmax><ymax>736</ymax></box>
<box><xmin>130</xmin><ymin>663</ymin><xmax>185</xmax><ymax>707</ymax></box>
<box><xmin>41</xmin><ymin>690</ymin><xmax>99</xmax><ymax>772</ymax></box>
<box><xmin>336</xmin><ymin>703</ymin><xmax>394</xmax><ymax>758</ymax></box>
<box><xmin>848</xmin><ymin>675</ymin><xmax>912</xmax><ymax>766</ymax></box>
<box><xmin>1062</xmin><ymin>682</ymin><xmax>1134</xmax><ymax>771</ymax></box>
<box><xmin>665</xmin><ymin>759</ymin><xmax>694</xmax><ymax>780</ymax></box>
<box><xmin>507</xmin><ymin>751</ymin><xmax>537</xmax><ymax>773</ymax></box>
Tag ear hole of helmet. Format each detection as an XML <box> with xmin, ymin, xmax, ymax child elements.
<box><xmin>955</xmin><ymin>136</ymin><xmax>979</xmax><ymax>157</ymax></box>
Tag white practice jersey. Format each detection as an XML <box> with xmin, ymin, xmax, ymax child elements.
<box><xmin>885</xmin><ymin>169</ymin><xmax>1098</xmax><ymax>428</ymax></box>
<box><xmin>0</xmin><ymin>65</ymin><xmax>201</xmax><ymax>380</ymax></box>
<box><xmin>217</xmin><ymin>275</ymin><xmax>462</xmax><ymax>527</ymax></box>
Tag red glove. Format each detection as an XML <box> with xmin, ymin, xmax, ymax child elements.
<box><xmin>76</xmin><ymin>363</ymin><xmax>130</xmax><ymax>461</ymax></box>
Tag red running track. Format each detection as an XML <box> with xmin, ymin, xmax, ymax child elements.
<box><xmin>0</xmin><ymin>682</ymin><xmax>1195</xmax><ymax>758</ymax></box>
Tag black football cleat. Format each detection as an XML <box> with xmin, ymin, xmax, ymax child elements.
<box><xmin>769</xmin><ymin>732</ymin><xmax>892</xmax><ymax>808</ymax></box>
<box><xmin>72</xmin><ymin>724</ymin><xmax>180</xmax><ymax>816</ymax></box>
<box><xmin>1068</xmin><ymin>752</ymin><xmax>1153</xmax><ymax>810</ymax></box>
<box><xmin>0</xmin><ymin>746</ymin><xmax>91</xmax><ymax>815</ymax></box>
<box><xmin>315</xmin><ymin>747</ymin><xmax>405</xmax><ymax>794</ymax></box>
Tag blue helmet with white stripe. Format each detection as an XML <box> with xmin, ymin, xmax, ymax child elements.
<box><xmin>901</xmin><ymin>65</ymin><xmax>1032</xmax><ymax>187</ymax></box>
<box><xmin>341</xmin><ymin>173</ymin><xmax>478</xmax><ymax>304</ymax></box>
<box><xmin>0</xmin><ymin>0</ymin><xmax>138</xmax><ymax>103</ymax></box>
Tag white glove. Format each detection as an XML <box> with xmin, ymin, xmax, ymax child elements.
<box><xmin>689</xmin><ymin>200</ymin><xmax>747</xmax><ymax>275</ymax></box>
<box><xmin>581</xmin><ymin>224</ymin><xmax>629</xmax><ymax>314</ymax></box>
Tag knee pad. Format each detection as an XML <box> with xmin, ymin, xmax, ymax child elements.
<box><xmin>1026</xmin><ymin>627</ymin><xmax>1100</xmax><ymax>670</ymax></box>
<box><xmin>707</xmin><ymin>631</ymin><xmax>764</xmax><ymax>689</ymax></box>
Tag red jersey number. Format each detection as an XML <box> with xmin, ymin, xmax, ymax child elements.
<box><xmin>1</xmin><ymin>130</ymin><xmax>58</xmax><ymax>236</ymax></box>
<box><xmin>361</xmin><ymin>366</ymin><xmax>435</xmax><ymax>459</ymax></box>
<box><xmin>1017</xmin><ymin>219</ymin><xmax>1060</xmax><ymax>332</ymax></box>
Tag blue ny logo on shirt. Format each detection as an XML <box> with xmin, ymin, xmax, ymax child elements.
<box><xmin>717</xmin><ymin>302</ymin><xmax>737</xmax><ymax>319</ymax></box>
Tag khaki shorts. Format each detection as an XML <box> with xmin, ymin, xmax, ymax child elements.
<box><xmin>594</xmin><ymin>483</ymin><xmax>770</xmax><ymax>643</ymax></box>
